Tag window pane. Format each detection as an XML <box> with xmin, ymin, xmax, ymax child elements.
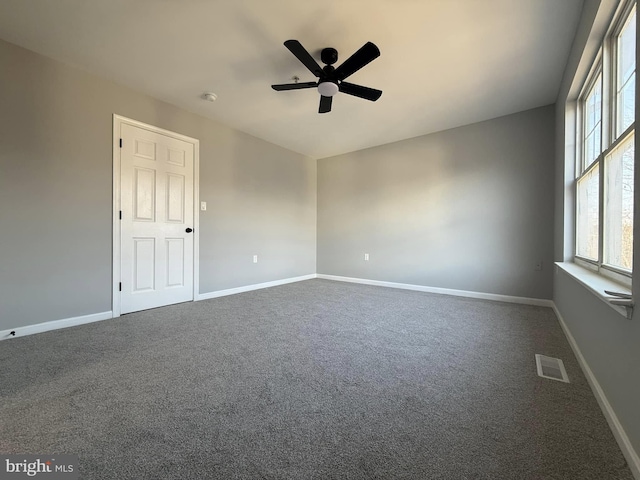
<box><xmin>585</xmin><ymin>133</ymin><xmax>595</xmax><ymax>166</ymax></box>
<box><xmin>584</xmin><ymin>128</ymin><xmax>601</xmax><ymax>170</ymax></box>
<box><xmin>618</xmin><ymin>73</ymin><xmax>635</xmax><ymax>134</ymax></box>
<box><xmin>617</xmin><ymin>8</ymin><xmax>636</xmax><ymax>136</ymax></box>
<box><xmin>584</xmin><ymin>75</ymin><xmax>602</xmax><ymax>168</ymax></box>
<box><xmin>576</xmin><ymin>165</ymin><xmax>600</xmax><ymax>260</ymax></box>
<box><xmin>604</xmin><ymin>133</ymin><xmax>634</xmax><ymax>270</ymax></box>
<box><xmin>586</xmin><ymin>84</ymin><xmax>597</xmax><ymax>131</ymax></box>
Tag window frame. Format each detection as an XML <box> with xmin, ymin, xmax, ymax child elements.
<box><xmin>575</xmin><ymin>0</ymin><xmax>636</xmax><ymax>288</ymax></box>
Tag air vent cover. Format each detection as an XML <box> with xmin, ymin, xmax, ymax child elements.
<box><xmin>535</xmin><ymin>354</ymin><xmax>569</xmax><ymax>383</ymax></box>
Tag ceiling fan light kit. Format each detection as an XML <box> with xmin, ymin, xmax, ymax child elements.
<box><xmin>317</xmin><ymin>81</ymin><xmax>339</xmax><ymax>97</ymax></box>
<box><xmin>272</xmin><ymin>40</ymin><xmax>382</xmax><ymax>114</ymax></box>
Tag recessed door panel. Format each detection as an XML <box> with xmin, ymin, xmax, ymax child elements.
<box><xmin>166</xmin><ymin>173</ymin><xmax>185</xmax><ymax>223</ymax></box>
<box><xmin>166</xmin><ymin>238</ymin><xmax>185</xmax><ymax>287</ymax></box>
<box><xmin>168</xmin><ymin>148</ymin><xmax>186</xmax><ymax>167</ymax></box>
<box><xmin>134</xmin><ymin>167</ymin><xmax>156</xmax><ymax>222</ymax></box>
<box><xmin>133</xmin><ymin>238</ymin><xmax>155</xmax><ymax>292</ymax></box>
<box><xmin>135</xmin><ymin>139</ymin><xmax>156</xmax><ymax>160</ymax></box>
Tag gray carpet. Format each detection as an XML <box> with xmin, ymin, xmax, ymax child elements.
<box><xmin>0</xmin><ymin>279</ymin><xmax>633</xmax><ymax>479</ymax></box>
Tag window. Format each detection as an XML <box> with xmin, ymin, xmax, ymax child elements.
<box><xmin>576</xmin><ymin>2</ymin><xmax>636</xmax><ymax>282</ymax></box>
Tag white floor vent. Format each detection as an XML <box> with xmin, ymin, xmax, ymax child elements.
<box><xmin>535</xmin><ymin>354</ymin><xmax>569</xmax><ymax>383</ymax></box>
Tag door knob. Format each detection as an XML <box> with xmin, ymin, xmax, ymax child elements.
<box><xmin>186</xmin><ymin>228</ymin><xmax>193</xmax><ymax>233</ymax></box>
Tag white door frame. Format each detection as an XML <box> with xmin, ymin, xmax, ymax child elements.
<box><xmin>112</xmin><ymin>114</ymin><xmax>200</xmax><ymax>317</ymax></box>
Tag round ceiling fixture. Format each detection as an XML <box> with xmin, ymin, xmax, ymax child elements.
<box><xmin>317</xmin><ymin>81</ymin><xmax>339</xmax><ymax>97</ymax></box>
<box><xmin>203</xmin><ymin>92</ymin><xmax>217</xmax><ymax>102</ymax></box>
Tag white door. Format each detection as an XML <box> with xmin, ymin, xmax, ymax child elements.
<box><xmin>119</xmin><ymin>123</ymin><xmax>195</xmax><ymax>314</ymax></box>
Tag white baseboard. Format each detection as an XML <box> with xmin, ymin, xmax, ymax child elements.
<box><xmin>317</xmin><ymin>274</ymin><xmax>554</xmax><ymax>307</ymax></box>
<box><xmin>1</xmin><ymin>311</ymin><xmax>113</xmax><ymax>341</ymax></box>
<box><xmin>0</xmin><ymin>275</ymin><xmax>551</xmax><ymax>341</ymax></box>
<box><xmin>552</xmin><ymin>304</ymin><xmax>640</xmax><ymax>479</ymax></box>
<box><xmin>1</xmin><ymin>275</ymin><xmax>318</xmax><ymax>341</ymax></box>
<box><xmin>196</xmin><ymin>274</ymin><xmax>317</xmax><ymax>301</ymax></box>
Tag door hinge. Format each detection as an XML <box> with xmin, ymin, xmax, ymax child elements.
<box><xmin>119</xmin><ymin>282</ymin><xmax>122</xmax><ymax>292</ymax></box>
<box><xmin>119</xmin><ymin>138</ymin><xmax>123</xmax><ymax>148</ymax></box>
<box><xmin>119</xmin><ymin>210</ymin><xmax>122</xmax><ymax>220</ymax></box>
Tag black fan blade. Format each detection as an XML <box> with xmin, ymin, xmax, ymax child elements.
<box><xmin>319</xmin><ymin>95</ymin><xmax>332</xmax><ymax>113</ymax></box>
<box><xmin>284</xmin><ymin>40</ymin><xmax>323</xmax><ymax>77</ymax></box>
<box><xmin>339</xmin><ymin>82</ymin><xmax>382</xmax><ymax>101</ymax></box>
<box><xmin>334</xmin><ymin>42</ymin><xmax>380</xmax><ymax>81</ymax></box>
<box><xmin>272</xmin><ymin>82</ymin><xmax>317</xmax><ymax>91</ymax></box>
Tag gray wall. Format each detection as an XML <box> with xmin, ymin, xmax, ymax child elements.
<box><xmin>317</xmin><ymin>105</ymin><xmax>555</xmax><ymax>299</ymax></box>
<box><xmin>554</xmin><ymin>270</ymin><xmax>640</xmax><ymax>455</ymax></box>
<box><xmin>0</xmin><ymin>39</ymin><xmax>317</xmax><ymax>331</ymax></box>
<box><xmin>553</xmin><ymin>0</ymin><xmax>640</xmax><ymax>458</ymax></box>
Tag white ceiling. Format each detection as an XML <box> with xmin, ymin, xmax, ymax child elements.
<box><xmin>0</xmin><ymin>0</ymin><xmax>583</xmax><ymax>159</ymax></box>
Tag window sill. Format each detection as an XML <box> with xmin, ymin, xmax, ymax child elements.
<box><xmin>555</xmin><ymin>262</ymin><xmax>633</xmax><ymax>319</ymax></box>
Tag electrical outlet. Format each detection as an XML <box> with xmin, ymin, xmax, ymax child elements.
<box><xmin>535</xmin><ymin>260</ymin><xmax>543</xmax><ymax>271</ymax></box>
<box><xmin>364</xmin><ymin>253</ymin><xmax>369</xmax><ymax>261</ymax></box>
<box><xmin>200</xmin><ymin>201</ymin><xmax>207</xmax><ymax>211</ymax></box>
<box><xmin>253</xmin><ymin>255</ymin><xmax>258</xmax><ymax>263</ymax></box>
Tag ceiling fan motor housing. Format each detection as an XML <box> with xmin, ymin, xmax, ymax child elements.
<box><xmin>321</xmin><ymin>47</ymin><xmax>338</xmax><ymax>65</ymax></box>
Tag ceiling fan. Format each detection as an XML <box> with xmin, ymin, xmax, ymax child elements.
<box><xmin>271</xmin><ymin>40</ymin><xmax>382</xmax><ymax>114</ymax></box>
